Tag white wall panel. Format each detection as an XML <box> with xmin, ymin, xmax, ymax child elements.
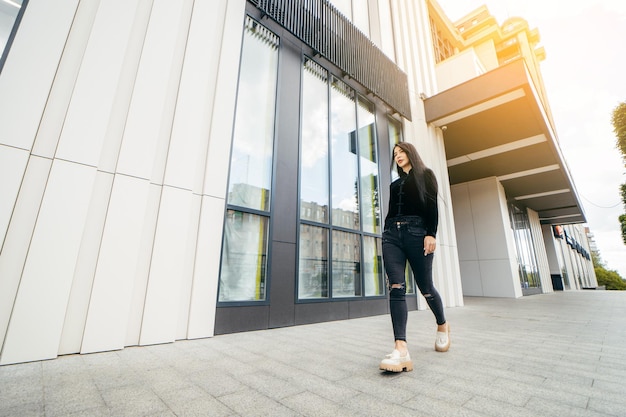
<box><xmin>468</xmin><ymin>179</ymin><xmax>510</xmax><ymax>260</ymax></box>
<box><xmin>0</xmin><ymin>155</ymin><xmax>51</xmax><ymax>353</ymax></box>
<box><xmin>55</xmin><ymin>0</ymin><xmax>144</xmax><ymax>167</ymax></box>
<box><xmin>0</xmin><ymin>0</ymin><xmax>78</xmax><ymax>150</ymax></box>
<box><xmin>80</xmin><ymin>174</ymin><xmax>151</xmax><ymax>354</ymax></box>
<box><xmin>31</xmin><ymin>0</ymin><xmax>101</xmax><ymax>159</ymax></box>
<box><xmin>125</xmin><ymin>184</ymin><xmax>162</xmax><ymax>347</ymax></box>
<box><xmin>458</xmin><ymin>260</ymin><xmax>482</xmax><ymax>296</ymax></box>
<box><xmin>0</xmin><ymin>160</ymin><xmax>96</xmax><ymax>365</ymax></box>
<box><xmin>479</xmin><ymin>259</ymin><xmax>520</xmax><ymax>298</ymax></box>
<box><xmin>176</xmin><ymin>194</ymin><xmax>201</xmax><ymax>340</ymax></box>
<box><xmin>451</xmin><ymin>178</ymin><xmax>521</xmax><ymax>298</ymax></box>
<box><xmin>187</xmin><ymin>195</ymin><xmax>225</xmax><ymax>339</ymax></box>
<box><xmin>451</xmin><ymin>183</ymin><xmax>477</xmax><ymax>261</ymax></box>
<box><xmin>203</xmin><ymin>0</ymin><xmax>246</xmax><ymax>198</ymax></box>
<box><xmin>58</xmin><ymin>171</ymin><xmax>114</xmax><ymax>355</ymax></box>
<box><xmin>164</xmin><ymin>0</ymin><xmax>227</xmax><ymax>191</ymax></box>
<box><xmin>0</xmin><ymin>146</ymin><xmax>29</xmax><ymax>247</ymax></box>
<box><xmin>140</xmin><ymin>186</ymin><xmax>193</xmax><ymax>345</ymax></box>
<box><xmin>116</xmin><ymin>0</ymin><xmax>193</xmax><ymax>181</ymax></box>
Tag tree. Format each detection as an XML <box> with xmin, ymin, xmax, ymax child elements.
<box><xmin>595</xmin><ymin>266</ymin><xmax>626</xmax><ymax>290</ymax></box>
<box><xmin>592</xmin><ymin>248</ymin><xmax>626</xmax><ymax>290</ymax></box>
<box><xmin>611</xmin><ymin>102</ymin><xmax>626</xmax><ymax>244</ymax></box>
<box><xmin>613</xmin><ymin>102</ymin><xmax>626</xmax><ymax>158</ymax></box>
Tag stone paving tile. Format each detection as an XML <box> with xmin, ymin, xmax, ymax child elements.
<box><xmin>525</xmin><ymin>397</ymin><xmax>614</xmax><ymax>417</ymax></box>
<box><xmin>219</xmin><ymin>388</ymin><xmax>300</xmax><ymax>416</ymax></box>
<box><xmin>279</xmin><ymin>391</ymin><xmax>352</xmax><ymax>417</ymax></box>
<box><xmin>2</xmin><ymin>291</ymin><xmax>626</xmax><ymax>416</ymax></box>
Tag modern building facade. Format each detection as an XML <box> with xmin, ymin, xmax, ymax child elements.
<box><xmin>0</xmin><ymin>0</ymin><xmax>594</xmax><ymax>365</ymax></box>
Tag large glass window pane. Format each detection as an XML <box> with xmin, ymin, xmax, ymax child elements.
<box><xmin>332</xmin><ymin>230</ymin><xmax>361</xmax><ymax>297</ymax></box>
<box><xmin>330</xmin><ymin>77</ymin><xmax>359</xmax><ymax>230</ymax></box>
<box><xmin>509</xmin><ymin>204</ymin><xmax>540</xmax><ymax>290</ymax></box>
<box><xmin>300</xmin><ymin>58</ymin><xmax>329</xmax><ymax>223</ymax></box>
<box><xmin>357</xmin><ymin>97</ymin><xmax>380</xmax><ymax>234</ymax></box>
<box><xmin>219</xmin><ymin>210</ymin><xmax>269</xmax><ymax>302</ymax></box>
<box><xmin>298</xmin><ymin>224</ymin><xmax>329</xmax><ymax>299</ymax></box>
<box><xmin>363</xmin><ymin>235</ymin><xmax>383</xmax><ymax>296</ymax></box>
<box><xmin>0</xmin><ymin>0</ymin><xmax>23</xmax><ymax>70</ymax></box>
<box><xmin>226</xmin><ymin>17</ymin><xmax>279</xmax><ymax>212</ymax></box>
<box><xmin>388</xmin><ymin>118</ymin><xmax>402</xmax><ymax>181</ymax></box>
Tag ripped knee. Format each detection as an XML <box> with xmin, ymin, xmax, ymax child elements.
<box><xmin>389</xmin><ymin>284</ymin><xmax>406</xmax><ymax>300</ymax></box>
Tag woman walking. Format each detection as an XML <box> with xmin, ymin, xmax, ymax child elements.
<box><xmin>379</xmin><ymin>142</ymin><xmax>450</xmax><ymax>373</ymax></box>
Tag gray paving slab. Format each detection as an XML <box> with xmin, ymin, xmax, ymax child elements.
<box><xmin>1</xmin><ymin>291</ymin><xmax>626</xmax><ymax>416</ymax></box>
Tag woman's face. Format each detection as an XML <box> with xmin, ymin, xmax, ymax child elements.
<box><xmin>393</xmin><ymin>146</ymin><xmax>412</xmax><ymax>173</ymax></box>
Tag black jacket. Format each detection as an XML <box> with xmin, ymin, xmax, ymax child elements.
<box><xmin>384</xmin><ymin>168</ymin><xmax>438</xmax><ymax>237</ymax></box>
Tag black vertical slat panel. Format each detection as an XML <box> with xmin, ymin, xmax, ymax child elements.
<box><xmin>250</xmin><ymin>0</ymin><xmax>410</xmax><ymax>119</ymax></box>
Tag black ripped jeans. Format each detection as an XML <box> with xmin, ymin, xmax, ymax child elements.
<box><xmin>382</xmin><ymin>216</ymin><xmax>446</xmax><ymax>342</ymax></box>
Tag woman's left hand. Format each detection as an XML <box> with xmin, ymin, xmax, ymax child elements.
<box><xmin>424</xmin><ymin>236</ymin><xmax>436</xmax><ymax>255</ymax></box>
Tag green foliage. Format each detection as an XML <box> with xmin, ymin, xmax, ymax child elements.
<box><xmin>612</xmin><ymin>103</ymin><xmax>626</xmax><ymax>244</ymax></box>
<box><xmin>613</xmin><ymin>101</ymin><xmax>626</xmax><ymax>161</ymax></box>
<box><xmin>595</xmin><ymin>266</ymin><xmax>626</xmax><ymax>290</ymax></box>
<box><xmin>591</xmin><ymin>250</ymin><xmax>604</xmax><ymax>269</ymax></box>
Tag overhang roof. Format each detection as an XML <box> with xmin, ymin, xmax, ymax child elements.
<box><xmin>424</xmin><ymin>59</ymin><xmax>586</xmax><ymax>225</ymax></box>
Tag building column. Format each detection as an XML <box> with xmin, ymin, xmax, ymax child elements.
<box><xmin>451</xmin><ymin>177</ymin><xmax>522</xmax><ymax>298</ymax></box>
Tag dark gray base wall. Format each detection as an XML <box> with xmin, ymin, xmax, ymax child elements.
<box><xmin>214</xmin><ymin>297</ymin><xmax>422</xmax><ymax>335</ymax></box>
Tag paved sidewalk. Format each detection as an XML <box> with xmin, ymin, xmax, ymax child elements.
<box><xmin>2</xmin><ymin>291</ymin><xmax>626</xmax><ymax>417</ymax></box>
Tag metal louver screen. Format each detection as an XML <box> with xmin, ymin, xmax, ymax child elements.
<box><xmin>249</xmin><ymin>0</ymin><xmax>411</xmax><ymax>120</ymax></box>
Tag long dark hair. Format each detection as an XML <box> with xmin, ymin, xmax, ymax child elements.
<box><xmin>392</xmin><ymin>142</ymin><xmax>432</xmax><ymax>205</ymax></box>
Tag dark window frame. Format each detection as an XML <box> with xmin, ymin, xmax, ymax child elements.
<box><xmin>0</xmin><ymin>0</ymin><xmax>29</xmax><ymax>74</ymax></box>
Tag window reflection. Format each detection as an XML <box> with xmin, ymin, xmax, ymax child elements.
<box><xmin>363</xmin><ymin>235</ymin><xmax>383</xmax><ymax>296</ymax></box>
<box><xmin>297</xmin><ymin>58</ymin><xmax>389</xmax><ymax>300</ymax></box>
<box><xmin>509</xmin><ymin>204</ymin><xmax>540</xmax><ymax>290</ymax></box>
<box><xmin>388</xmin><ymin>118</ymin><xmax>402</xmax><ymax>181</ymax></box>
<box><xmin>226</xmin><ymin>17</ymin><xmax>279</xmax><ymax>212</ymax></box>
<box><xmin>330</xmin><ymin>77</ymin><xmax>359</xmax><ymax>230</ymax></box>
<box><xmin>219</xmin><ymin>210</ymin><xmax>269</xmax><ymax>301</ymax></box>
<box><xmin>387</xmin><ymin>117</ymin><xmax>413</xmax><ymax>293</ymax></box>
<box><xmin>300</xmin><ymin>58</ymin><xmax>329</xmax><ymax>223</ymax></box>
<box><xmin>298</xmin><ymin>224</ymin><xmax>329</xmax><ymax>299</ymax></box>
<box><xmin>357</xmin><ymin>97</ymin><xmax>380</xmax><ymax>234</ymax></box>
<box><xmin>220</xmin><ymin>17</ymin><xmax>278</xmax><ymax>303</ymax></box>
<box><xmin>332</xmin><ymin>230</ymin><xmax>361</xmax><ymax>297</ymax></box>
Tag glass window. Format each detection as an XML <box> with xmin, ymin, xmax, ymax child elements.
<box><xmin>386</xmin><ymin>117</ymin><xmax>413</xmax><ymax>293</ymax></box>
<box><xmin>219</xmin><ymin>17</ymin><xmax>279</xmax><ymax>303</ymax></box>
<box><xmin>226</xmin><ymin>17</ymin><xmax>279</xmax><ymax>212</ymax></box>
<box><xmin>509</xmin><ymin>203</ymin><xmax>540</xmax><ymax>291</ymax></box>
<box><xmin>388</xmin><ymin>117</ymin><xmax>403</xmax><ymax>181</ymax></box>
<box><xmin>357</xmin><ymin>97</ymin><xmax>380</xmax><ymax>234</ymax></box>
<box><xmin>363</xmin><ymin>235</ymin><xmax>383</xmax><ymax>296</ymax></box>
<box><xmin>298</xmin><ymin>224</ymin><xmax>329</xmax><ymax>299</ymax></box>
<box><xmin>332</xmin><ymin>230</ymin><xmax>361</xmax><ymax>297</ymax></box>
<box><xmin>219</xmin><ymin>210</ymin><xmax>269</xmax><ymax>301</ymax></box>
<box><xmin>297</xmin><ymin>59</ymin><xmax>387</xmax><ymax>301</ymax></box>
<box><xmin>0</xmin><ymin>0</ymin><xmax>25</xmax><ymax>72</ymax></box>
<box><xmin>300</xmin><ymin>58</ymin><xmax>329</xmax><ymax>223</ymax></box>
<box><xmin>330</xmin><ymin>77</ymin><xmax>359</xmax><ymax>230</ymax></box>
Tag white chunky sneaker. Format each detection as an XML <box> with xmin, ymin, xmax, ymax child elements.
<box><xmin>379</xmin><ymin>349</ymin><xmax>413</xmax><ymax>372</ymax></box>
<box><xmin>435</xmin><ymin>323</ymin><xmax>450</xmax><ymax>352</ymax></box>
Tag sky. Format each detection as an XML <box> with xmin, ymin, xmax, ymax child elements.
<box><xmin>438</xmin><ymin>0</ymin><xmax>626</xmax><ymax>279</ymax></box>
